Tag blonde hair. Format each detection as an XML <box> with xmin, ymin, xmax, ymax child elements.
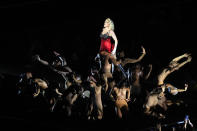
<box><xmin>105</xmin><ymin>18</ymin><xmax>115</xmax><ymax>31</ymax></box>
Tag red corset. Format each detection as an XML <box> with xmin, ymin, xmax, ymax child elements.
<box><xmin>100</xmin><ymin>38</ymin><xmax>114</xmax><ymax>53</ymax></box>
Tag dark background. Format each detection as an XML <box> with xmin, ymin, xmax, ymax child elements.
<box><xmin>0</xmin><ymin>1</ymin><xmax>195</xmax><ymax>76</ymax></box>
<box><xmin>0</xmin><ymin>1</ymin><xmax>196</xmax><ymax>130</ymax></box>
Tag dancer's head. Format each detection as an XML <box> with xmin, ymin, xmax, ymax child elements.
<box><xmin>26</xmin><ymin>72</ymin><xmax>33</xmax><ymax>79</ymax></box>
<box><xmin>74</xmin><ymin>73</ymin><xmax>82</xmax><ymax>85</ymax></box>
<box><xmin>51</xmin><ymin>51</ymin><xmax>67</xmax><ymax>67</ymax></box>
<box><xmin>104</xmin><ymin>18</ymin><xmax>114</xmax><ymax>31</ymax></box>
<box><xmin>52</xmin><ymin>56</ymin><xmax>67</xmax><ymax>67</ymax></box>
<box><xmin>133</xmin><ymin>64</ymin><xmax>143</xmax><ymax>72</ymax></box>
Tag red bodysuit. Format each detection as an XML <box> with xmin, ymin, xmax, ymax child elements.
<box><xmin>100</xmin><ymin>33</ymin><xmax>114</xmax><ymax>53</ymax></box>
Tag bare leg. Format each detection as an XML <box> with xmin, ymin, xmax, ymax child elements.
<box><xmin>116</xmin><ymin>107</ymin><xmax>122</xmax><ymax>119</ymax></box>
<box><xmin>103</xmin><ymin>73</ymin><xmax>112</xmax><ymax>92</ymax></box>
<box><xmin>66</xmin><ymin>106</ymin><xmax>72</xmax><ymax>116</ymax></box>
<box><xmin>97</xmin><ymin>107</ymin><xmax>103</xmax><ymax>120</ymax></box>
<box><xmin>100</xmin><ymin>51</ymin><xmax>118</xmax><ymax>66</ymax></box>
<box><xmin>100</xmin><ymin>51</ymin><xmax>127</xmax><ymax>77</ymax></box>
<box><xmin>87</xmin><ymin>103</ymin><xmax>93</xmax><ymax>120</ymax></box>
<box><xmin>156</xmin><ymin>123</ymin><xmax>161</xmax><ymax>131</ymax></box>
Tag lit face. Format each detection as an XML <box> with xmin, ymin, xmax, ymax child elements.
<box><xmin>104</xmin><ymin>20</ymin><xmax>110</xmax><ymax>28</ymax></box>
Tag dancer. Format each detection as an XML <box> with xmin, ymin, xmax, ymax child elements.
<box><xmin>99</xmin><ymin>18</ymin><xmax>126</xmax><ymax>78</ymax></box>
<box><xmin>111</xmin><ymin>80</ymin><xmax>131</xmax><ymax>119</ymax></box>
<box><xmin>144</xmin><ymin>53</ymin><xmax>192</xmax><ymax>118</ymax></box>
<box><xmin>86</xmin><ymin>68</ymin><xmax>104</xmax><ymax>120</ymax></box>
<box><xmin>117</xmin><ymin>46</ymin><xmax>146</xmax><ymax>67</ymax></box>
<box><xmin>34</xmin><ymin>51</ymin><xmax>72</xmax><ymax>74</ymax></box>
<box><xmin>131</xmin><ymin>64</ymin><xmax>152</xmax><ymax>103</ymax></box>
<box><xmin>157</xmin><ymin>53</ymin><xmax>192</xmax><ymax>94</ymax></box>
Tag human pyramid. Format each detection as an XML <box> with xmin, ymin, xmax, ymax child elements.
<box><xmin>16</xmin><ymin>18</ymin><xmax>192</xmax><ymax>123</ymax></box>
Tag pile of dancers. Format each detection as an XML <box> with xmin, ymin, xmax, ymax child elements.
<box><xmin>15</xmin><ymin>18</ymin><xmax>193</xmax><ymax>130</ymax></box>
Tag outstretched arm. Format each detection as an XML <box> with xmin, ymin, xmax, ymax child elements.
<box><xmin>171</xmin><ymin>53</ymin><xmax>190</xmax><ymax>63</ymax></box>
<box><xmin>71</xmin><ymin>94</ymin><xmax>78</xmax><ymax>105</ymax></box>
<box><xmin>34</xmin><ymin>55</ymin><xmax>49</xmax><ymax>66</ymax></box>
<box><xmin>177</xmin><ymin>84</ymin><xmax>188</xmax><ymax>92</ymax></box>
<box><xmin>122</xmin><ymin>46</ymin><xmax>146</xmax><ymax>67</ymax></box>
<box><xmin>170</xmin><ymin>56</ymin><xmax>192</xmax><ymax>73</ymax></box>
<box><xmin>165</xmin><ymin>83</ymin><xmax>188</xmax><ymax>94</ymax></box>
<box><xmin>144</xmin><ymin>64</ymin><xmax>152</xmax><ymax>80</ymax></box>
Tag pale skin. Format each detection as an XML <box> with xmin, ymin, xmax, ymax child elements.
<box><xmin>100</xmin><ymin>19</ymin><xmax>118</xmax><ymax>66</ymax></box>
<box><xmin>100</xmin><ymin>19</ymin><xmax>118</xmax><ymax>92</ymax></box>
<box><xmin>102</xmin><ymin>19</ymin><xmax>118</xmax><ymax>55</ymax></box>
<box><xmin>157</xmin><ymin>53</ymin><xmax>191</xmax><ymax>94</ymax></box>
<box><xmin>164</xmin><ymin>83</ymin><xmax>188</xmax><ymax>95</ymax></box>
<box><xmin>158</xmin><ymin>53</ymin><xmax>192</xmax><ymax>86</ymax></box>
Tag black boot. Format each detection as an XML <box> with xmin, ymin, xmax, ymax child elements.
<box><xmin>117</xmin><ymin>64</ymin><xmax>127</xmax><ymax>78</ymax></box>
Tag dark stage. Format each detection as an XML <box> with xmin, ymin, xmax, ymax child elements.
<box><xmin>0</xmin><ymin>1</ymin><xmax>196</xmax><ymax>131</ymax></box>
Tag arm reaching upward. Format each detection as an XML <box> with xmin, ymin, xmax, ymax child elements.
<box><xmin>144</xmin><ymin>64</ymin><xmax>152</xmax><ymax>80</ymax></box>
<box><xmin>170</xmin><ymin>56</ymin><xmax>192</xmax><ymax>73</ymax></box>
<box><xmin>35</xmin><ymin>55</ymin><xmax>49</xmax><ymax>66</ymax></box>
<box><xmin>177</xmin><ymin>84</ymin><xmax>188</xmax><ymax>92</ymax></box>
<box><xmin>171</xmin><ymin>53</ymin><xmax>191</xmax><ymax>63</ymax></box>
<box><xmin>122</xmin><ymin>46</ymin><xmax>146</xmax><ymax>67</ymax></box>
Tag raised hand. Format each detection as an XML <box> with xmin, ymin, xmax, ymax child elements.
<box><xmin>187</xmin><ymin>56</ymin><xmax>192</xmax><ymax>62</ymax></box>
<box><xmin>184</xmin><ymin>53</ymin><xmax>191</xmax><ymax>57</ymax></box>
<box><xmin>33</xmin><ymin>55</ymin><xmax>40</xmax><ymax>61</ymax></box>
<box><xmin>184</xmin><ymin>84</ymin><xmax>188</xmax><ymax>91</ymax></box>
<box><xmin>141</xmin><ymin>46</ymin><xmax>146</xmax><ymax>54</ymax></box>
<box><xmin>126</xmin><ymin>98</ymin><xmax>130</xmax><ymax>102</ymax></box>
<box><xmin>53</xmin><ymin>51</ymin><xmax>60</xmax><ymax>56</ymax></box>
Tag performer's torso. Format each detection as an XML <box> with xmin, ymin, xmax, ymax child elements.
<box><xmin>100</xmin><ymin>33</ymin><xmax>114</xmax><ymax>53</ymax></box>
